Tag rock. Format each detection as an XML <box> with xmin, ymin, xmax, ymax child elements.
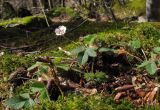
<box><xmin>1</xmin><ymin>2</ymin><xmax>16</xmax><ymax>19</ymax></box>
<box><xmin>17</xmin><ymin>7</ymin><xmax>32</xmax><ymax>17</ymax></box>
<box><xmin>138</xmin><ymin>16</ymin><xmax>146</xmax><ymax>23</ymax></box>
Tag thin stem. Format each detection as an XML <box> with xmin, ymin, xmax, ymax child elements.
<box><xmin>141</xmin><ymin>49</ymin><xmax>148</xmax><ymax>60</ymax></box>
<box><xmin>38</xmin><ymin>0</ymin><xmax>50</xmax><ymax>27</ymax></box>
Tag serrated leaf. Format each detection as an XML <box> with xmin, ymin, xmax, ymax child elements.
<box><xmin>86</xmin><ymin>48</ymin><xmax>97</xmax><ymax>57</ymax></box>
<box><xmin>5</xmin><ymin>96</ymin><xmax>26</xmax><ymax>109</ymax></box>
<box><xmin>71</xmin><ymin>46</ymin><xmax>85</xmax><ymax>55</ymax></box>
<box><xmin>145</xmin><ymin>62</ymin><xmax>157</xmax><ymax>75</ymax></box>
<box><xmin>153</xmin><ymin>47</ymin><xmax>160</xmax><ymax>54</ymax></box>
<box><xmin>5</xmin><ymin>93</ymin><xmax>35</xmax><ymax>109</ymax></box>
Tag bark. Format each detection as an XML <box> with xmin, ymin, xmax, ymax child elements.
<box><xmin>103</xmin><ymin>0</ymin><xmax>117</xmax><ymax>22</ymax></box>
<box><xmin>146</xmin><ymin>0</ymin><xmax>160</xmax><ymax>21</ymax></box>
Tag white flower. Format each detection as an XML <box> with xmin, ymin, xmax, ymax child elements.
<box><xmin>55</xmin><ymin>25</ymin><xmax>67</xmax><ymax>36</ymax></box>
<box><xmin>0</xmin><ymin>52</ymin><xmax>4</xmax><ymax>56</ymax></box>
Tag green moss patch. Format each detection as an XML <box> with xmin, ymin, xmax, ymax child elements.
<box><xmin>0</xmin><ymin>15</ymin><xmax>49</xmax><ymax>27</ymax></box>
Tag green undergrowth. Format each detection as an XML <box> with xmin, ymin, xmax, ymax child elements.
<box><xmin>0</xmin><ymin>15</ymin><xmax>48</xmax><ymax>27</ymax></box>
<box><xmin>113</xmin><ymin>0</ymin><xmax>146</xmax><ymax>19</ymax></box>
<box><xmin>1</xmin><ymin>22</ymin><xmax>160</xmax><ymax>110</ymax></box>
<box><xmin>27</xmin><ymin>94</ymin><xmax>160</xmax><ymax>110</ymax></box>
<box><xmin>48</xmin><ymin>7</ymin><xmax>76</xmax><ymax>17</ymax></box>
<box><xmin>65</xmin><ymin>23</ymin><xmax>160</xmax><ymax>51</ymax></box>
<box><xmin>0</xmin><ymin>54</ymin><xmax>35</xmax><ymax>73</ymax></box>
<box><xmin>1</xmin><ymin>23</ymin><xmax>160</xmax><ymax>75</ymax></box>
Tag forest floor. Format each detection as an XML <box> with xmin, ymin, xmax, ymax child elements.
<box><xmin>1</xmin><ymin>13</ymin><xmax>160</xmax><ymax>110</ymax></box>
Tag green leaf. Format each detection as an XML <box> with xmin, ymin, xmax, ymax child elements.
<box><xmin>5</xmin><ymin>93</ymin><xmax>35</xmax><ymax>109</ymax></box>
<box><xmin>77</xmin><ymin>52</ymin><xmax>84</xmax><ymax>64</ymax></box>
<box><xmin>5</xmin><ymin>96</ymin><xmax>26</xmax><ymax>109</ymax></box>
<box><xmin>31</xmin><ymin>82</ymin><xmax>49</xmax><ymax>99</ymax></box>
<box><xmin>145</xmin><ymin>62</ymin><xmax>157</xmax><ymax>75</ymax></box>
<box><xmin>86</xmin><ymin>48</ymin><xmax>97</xmax><ymax>57</ymax></box>
<box><xmin>71</xmin><ymin>46</ymin><xmax>85</xmax><ymax>55</ymax></box>
<box><xmin>130</xmin><ymin>40</ymin><xmax>141</xmax><ymax>49</ymax></box>
<box><xmin>24</xmin><ymin>98</ymin><xmax>35</xmax><ymax>108</ymax></box>
<box><xmin>153</xmin><ymin>47</ymin><xmax>160</xmax><ymax>54</ymax></box>
<box><xmin>81</xmin><ymin>52</ymin><xmax>89</xmax><ymax>65</ymax></box>
<box><xmin>138</xmin><ymin>60</ymin><xmax>150</xmax><ymax>68</ymax></box>
<box><xmin>20</xmin><ymin>93</ymin><xmax>30</xmax><ymax>99</ymax></box>
<box><xmin>39</xmin><ymin>90</ymin><xmax>49</xmax><ymax>99</ymax></box>
<box><xmin>31</xmin><ymin>82</ymin><xmax>46</xmax><ymax>93</ymax></box>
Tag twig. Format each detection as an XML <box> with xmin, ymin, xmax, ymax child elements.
<box><xmin>141</xmin><ymin>49</ymin><xmax>148</xmax><ymax>61</ymax></box>
<box><xmin>38</xmin><ymin>0</ymin><xmax>50</xmax><ymax>27</ymax></box>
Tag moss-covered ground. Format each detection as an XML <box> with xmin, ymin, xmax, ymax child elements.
<box><xmin>1</xmin><ymin>20</ymin><xmax>160</xmax><ymax>109</ymax></box>
<box><xmin>1</xmin><ymin>1</ymin><xmax>160</xmax><ymax>109</ymax></box>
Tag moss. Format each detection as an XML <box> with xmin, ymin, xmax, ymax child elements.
<box><xmin>2</xmin><ymin>22</ymin><xmax>160</xmax><ymax>110</ymax></box>
<box><xmin>113</xmin><ymin>0</ymin><xmax>146</xmax><ymax>19</ymax></box>
<box><xmin>0</xmin><ymin>54</ymin><xmax>35</xmax><ymax>73</ymax></box>
<box><xmin>0</xmin><ymin>15</ymin><xmax>49</xmax><ymax>27</ymax></box>
<box><xmin>28</xmin><ymin>93</ymin><xmax>160</xmax><ymax>110</ymax></box>
<box><xmin>126</xmin><ymin>0</ymin><xmax>146</xmax><ymax>15</ymax></box>
<box><xmin>30</xmin><ymin>94</ymin><xmax>137</xmax><ymax>110</ymax></box>
<box><xmin>1</xmin><ymin>22</ymin><xmax>160</xmax><ymax>74</ymax></box>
